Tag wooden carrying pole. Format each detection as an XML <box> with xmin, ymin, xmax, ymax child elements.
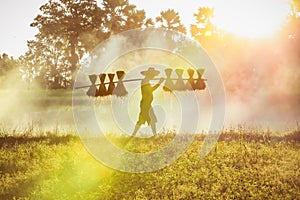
<box><xmin>75</xmin><ymin>78</ymin><xmax>207</xmax><ymax>89</ymax></box>
<box><xmin>76</xmin><ymin>68</ymin><xmax>207</xmax><ymax>97</ymax></box>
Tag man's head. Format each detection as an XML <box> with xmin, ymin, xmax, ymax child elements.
<box><xmin>140</xmin><ymin>67</ymin><xmax>160</xmax><ymax>80</ymax></box>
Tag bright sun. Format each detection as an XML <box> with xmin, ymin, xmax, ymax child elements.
<box><xmin>212</xmin><ymin>0</ymin><xmax>291</xmax><ymax>38</ymax></box>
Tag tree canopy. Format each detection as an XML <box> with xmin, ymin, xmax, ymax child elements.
<box><xmin>155</xmin><ymin>9</ymin><xmax>186</xmax><ymax>34</ymax></box>
<box><xmin>7</xmin><ymin>0</ymin><xmax>299</xmax><ymax>92</ymax></box>
<box><xmin>23</xmin><ymin>0</ymin><xmax>154</xmax><ymax>89</ymax></box>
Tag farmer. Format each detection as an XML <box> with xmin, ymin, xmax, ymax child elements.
<box><xmin>132</xmin><ymin>67</ymin><xmax>164</xmax><ymax>136</ymax></box>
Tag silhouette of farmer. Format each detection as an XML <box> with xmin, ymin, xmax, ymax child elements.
<box><xmin>132</xmin><ymin>67</ymin><xmax>164</xmax><ymax>136</ymax></box>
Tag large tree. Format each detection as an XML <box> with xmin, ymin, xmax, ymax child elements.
<box><xmin>20</xmin><ymin>34</ymin><xmax>73</xmax><ymax>89</ymax></box>
<box><xmin>0</xmin><ymin>54</ymin><xmax>16</xmax><ymax>76</ymax></box>
<box><xmin>80</xmin><ymin>0</ymin><xmax>153</xmax><ymax>52</ymax></box>
<box><xmin>27</xmin><ymin>0</ymin><xmax>151</xmax><ymax>88</ymax></box>
<box><xmin>30</xmin><ymin>0</ymin><xmax>102</xmax><ymax>85</ymax></box>
<box><xmin>190</xmin><ymin>7</ymin><xmax>218</xmax><ymax>48</ymax></box>
<box><xmin>155</xmin><ymin>9</ymin><xmax>186</xmax><ymax>34</ymax></box>
<box><xmin>0</xmin><ymin>53</ymin><xmax>20</xmax><ymax>88</ymax></box>
<box><xmin>285</xmin><ymin>0</ymin><xmax>300</xmax><ymax>48</ymax></box>
<box><xmin>0</xmin><ymin>53</ymin><xmax>23</xmax><ymax>88</ymax></box>
<box><xmin>101</xmin><ymin>0</ymin><xmax>153</xmax><ymax>34</ymax></box>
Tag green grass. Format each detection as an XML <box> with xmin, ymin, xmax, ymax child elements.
<box><xmin>1</xmin><ymin>131</ymin><xmax>299</xmax><ymax>199</ymax></box>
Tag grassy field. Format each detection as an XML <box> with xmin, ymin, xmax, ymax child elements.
<box><xmin>1</xmin><ymin>130</ymin><xmax>299</xmax><ymax>200</ymax></box>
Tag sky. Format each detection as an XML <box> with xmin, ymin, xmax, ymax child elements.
<box><xmin>0</xmin><ymin>0</ymin><xmax>44</xmax><ymax>58</ymax></box>
<box><xmin>0</xmin><ymin>0</ymin><xmax>212</xmax><ymax>58</ymax></box>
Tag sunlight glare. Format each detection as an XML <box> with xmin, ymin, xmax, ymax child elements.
<box><xmin>212</xmin><ymin>0</ymin><xmax>291</xmax><ymax>38</ymax></box>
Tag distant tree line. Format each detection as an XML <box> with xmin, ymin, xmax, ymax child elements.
<box><xmin>0</xmin><ymin>53</ymin><xmax>21</xmax><ymax>87</ymax></box>
<box><xmin>0</xmin><ymin>0</ymin><xmax>299</xmax><ymax>90</ymax></box>
<box><xmin>0</xmin><ymin>54</ymin><xmax>18</xmax><ymax>77</ymax></box>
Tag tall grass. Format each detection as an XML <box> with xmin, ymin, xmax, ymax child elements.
<box><xmin>0</xmin><ymin>129</ymin><xmax>299</xmax><ymax>199</ymax></box>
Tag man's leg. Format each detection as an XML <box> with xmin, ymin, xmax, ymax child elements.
<box><xmin>132</xmin><ymin>124</ymin><xmax>141</xmax><ymax>136</ymax></box>
<box><xmin>149</xmin><ymin>108</ymin><xmax>157</xmax><ymax>136</ymax></box>
<box><xmin>150</xmin><ymin>122</ymin><xmax>157</xmax><ymax>136</ymax></box>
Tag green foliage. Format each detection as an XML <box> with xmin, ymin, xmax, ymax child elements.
<box><xmin>190</xmin><ymin>7</ymin><xmax>217</xmax><ymax>48</ymax></box>
<box><xmin>0</xmin><ymin>54</ymin><xmax>17</xmax><ymax>76</ymax></box>
<box><xmin>0</xmin><ymin>131</ymin><xmax>299</xmax><ymax>199</ymax></box>
<box><xmin>101</xmin><ymin>0</ymin><xmax>152</xmax><ymax>35</ymax></box>
<box><xmin>19</xmin><ymin>35</ymin><xmax>74</xmax><ymax>89</ymax></box>
<box><xmin>0</xmin><ymin>54</ymin><xmax>21</xmax><ymax>88</ymax></box>
<box><xmin>155</xmin><ymin>9</ymin><xmax>186</xmax><ymax>34</ymax></box>
<box><xmin>23</xmin><ymin>0</ymin><xmax>152</xmax><ymax>89</ymax></box>
<box><xmin>27</xmin><ymin>0</ymin><xmax>102</xmax><ymax>88</ymax></box>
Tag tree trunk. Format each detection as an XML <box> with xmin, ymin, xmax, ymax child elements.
<box><xmin>69</xmin><ymin>35</ymin><xmax>79</xmax><ymax>88</ymax></box>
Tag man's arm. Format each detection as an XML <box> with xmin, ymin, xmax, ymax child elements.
<box><xmin>152</xmin><ymin>78</ymin><xmax>164</xmax><ymax>91</ymax></box>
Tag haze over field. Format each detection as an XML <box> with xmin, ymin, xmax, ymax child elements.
<box><xmin>0</xmin><ymin>0</ymin><xmax>299</xmax><ymax>135</ymax></box>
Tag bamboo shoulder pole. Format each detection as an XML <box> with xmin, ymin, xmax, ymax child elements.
<box><xmin>74</xmin><ymin>77</ymin><xmax>207</xmax><ymax>89</ymax></box>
